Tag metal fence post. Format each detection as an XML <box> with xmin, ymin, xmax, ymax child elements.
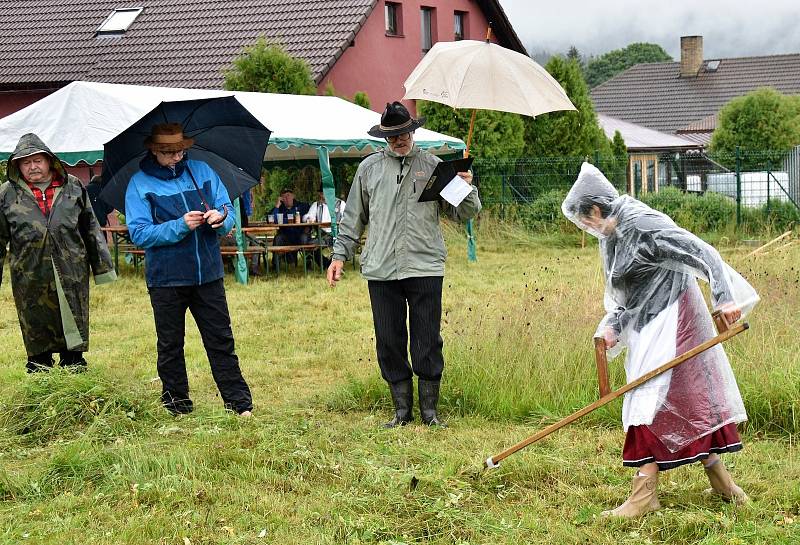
<box><xmin>735</xmin><ymin>146</ymin><xmax>742</xmax><ymax>228</ymax></box>
<box><xmin>501</xmin><ymin>174</ymin><xmax>507</xmax><ymax>219</ymax></box>
<box><xmin>766</xmin><ymin>161</ymin><xmax>771</xmax><ymax>215</ymax></box>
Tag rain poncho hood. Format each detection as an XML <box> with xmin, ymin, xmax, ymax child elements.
<box><xmin>7</xmin><ymin>133</ymin><xmax>67</xmax><ymax>184</ymax></box>
<box><xmin>562</xmin><ymin>162</ymin><xmax>759</xmax><ymax>451</ymax></box>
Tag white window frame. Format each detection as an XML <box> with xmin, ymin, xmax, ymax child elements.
<box><xmin>97</xmin><ymin>7</ymin><xmax>144</xmax><ymax>35</ymax></box>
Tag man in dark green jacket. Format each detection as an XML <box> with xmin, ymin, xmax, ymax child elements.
<box><xmin>328</xmin><ymin>102</ymin><xmax>481</xmax><ymax>427</ymax></box>
<box><xmin>1</xmin><ymin>133</ymin><xmax>116</xmax><ymax>371</ymax></box>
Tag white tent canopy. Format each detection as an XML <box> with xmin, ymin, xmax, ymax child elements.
<box><xmin>0</xmin><ymin>81</ymin><xmax>465</xmax><ymax>165</ymax></box>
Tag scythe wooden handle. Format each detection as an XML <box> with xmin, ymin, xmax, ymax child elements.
<box><xmin>594</xmin><ymin>336</ymin><xmax>611</xmax><ymax>398</ymax></box>
<box><xmin>484</xmin><ymin>319</ymin><xmax>748</xmax><ymax>469</ymax></box>
<box><xmin>594</xmin><ymin>311</ymin><xmax>726</xmax><ymax>398</ymax></box>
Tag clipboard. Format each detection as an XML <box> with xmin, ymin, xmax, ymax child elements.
<box><xmin>417</xmin><ymin>157</ymin><xmax>474</xmax><ymax>202</ymax></box>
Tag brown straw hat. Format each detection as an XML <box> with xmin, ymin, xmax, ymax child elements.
<box><xmin>144</xmin><ymin>123</ymin><xmax>195</xmax><ymax>152</ymax></box>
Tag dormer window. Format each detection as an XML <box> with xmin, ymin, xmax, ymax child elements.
<box><xmin>97</xmin><ymin>8</ymin><xmax>143</xmax><ymax>35</ymax></box>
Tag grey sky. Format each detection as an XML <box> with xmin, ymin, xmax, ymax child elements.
<box><xmin>498</xmin><ymin>0</ymin><xmax>800</xmax><ymax>60</ymax></box>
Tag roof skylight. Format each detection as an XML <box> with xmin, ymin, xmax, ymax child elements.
<box><xmin>97</xmin><ymin>8</ymin><xmax>143</xmax><ymax>34</ymax></box>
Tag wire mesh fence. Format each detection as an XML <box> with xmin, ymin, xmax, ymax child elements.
<box><xmin>473</xmin><ymin>147</ymin><xmax>800</xmax><ymax>234</ymax></box>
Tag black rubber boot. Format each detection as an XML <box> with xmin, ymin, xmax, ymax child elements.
<box><xmin>59</xmin><ymin>351</ymin><xmax>88</xmax><ymax>372</ymax></box>
<box><xmin>418</xmin><ymin>379</ymin><xmax>446</xmax><ymax>427</ymax></box>
<box><xmin>383</xmin><ymin>379</ymin><xmax>413</xmax><ymax>428</ymax></box>
<box><xmin>26</xmin><ymin>352</ymin><xmax>54</xmax><ymax>373</ymax></box>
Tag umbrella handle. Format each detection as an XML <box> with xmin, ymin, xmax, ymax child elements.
<box><xmin>464</xmin><ymin>110</ymin><xmax>477</xmax><ymax>158</ymax></box>
<box><xmin>186</xmin><ymin>165</ymin><xmax>213</xmax><ymax>212</ymax></box>
<box><xmin>207</xmin><ymin>204</ymin><xmax>229</xmax><ymax>226</ymax></box>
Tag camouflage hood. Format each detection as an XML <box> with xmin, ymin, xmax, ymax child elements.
<box><xmin>7</xmin><ymin>133</ymin><xmax>67</xmax><ymax>184</ymax></box>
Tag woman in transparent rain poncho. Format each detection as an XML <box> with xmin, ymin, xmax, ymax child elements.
<box><xmin>562</xmin><ymin>163</ymin><xmax>759</xmax><ymax>518</ymax></box>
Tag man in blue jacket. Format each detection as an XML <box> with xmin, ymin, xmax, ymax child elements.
<box><xmin>125</xmin><ymin>123</ymin><xmax>252</xmax><ymax>416</ymax></box>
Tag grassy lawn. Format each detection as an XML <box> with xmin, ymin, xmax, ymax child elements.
<box><xmin>0</xmin><ymin>223</ymin><xmax>798</xmax><ymax>544</ymax></box>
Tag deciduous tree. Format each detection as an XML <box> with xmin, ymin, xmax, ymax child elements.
<box><xmin>585</xmin><ymin>43</ymin><xmax>672</xmax><ymax>89</ymax></box>
<box><xmin>223</xmin><ymin>38</ymin><xmax>316</xmax><ymax>95</ymax></box>
<box><xmin>710</xmin><ymin>87</ymin><xmax>800</xmax><ymax>170</ymax></box>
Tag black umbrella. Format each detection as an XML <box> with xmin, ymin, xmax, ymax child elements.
<box><xmin>99</xmin><ymin>96</ymin><xmax>270</xmax><ymax>214</ymax></box>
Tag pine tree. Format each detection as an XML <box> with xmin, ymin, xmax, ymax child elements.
<box><xmin>418</xmin><ymin>102</ymin><xmax>525</xmax><ymax>160</ymax></box>
<box><xmin>607</xmin><ymin>130</ymin><xmax>629</xmax><ymax>188</ymax></box>
<box><xmin>523</xmin><ymin>56</ymin><xmax>609</xmax><ymax>158</ymax></box>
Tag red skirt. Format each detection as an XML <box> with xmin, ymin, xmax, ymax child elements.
<box><xmin>622</xmin><ymin>422</ymin><xmax>742</xmax><ymax>470</ymax></box>
<box><xmin>622</xmin><ymin>286</ymin><xmax>744</xmax><ymax>471</ymax></box>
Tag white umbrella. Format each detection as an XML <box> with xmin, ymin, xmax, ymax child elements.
<box><xmin>404</xmin><ymin>39</ymin><xmax>576</xmax><ymax>119</ymax></box>
<box><xmin>402</xmin><ymin>33</ymin><xmax>576</xmax><ymax>260</ymax></box>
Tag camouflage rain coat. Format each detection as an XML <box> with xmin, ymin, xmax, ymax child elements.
<box><xmin>0</xmin><ymin>133</ymin><xmax>116</xmax><ymax>356</ymax></box>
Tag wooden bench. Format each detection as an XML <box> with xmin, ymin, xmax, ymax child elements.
<box><xmin>117</xmin><ymin>244</ymin><xmax>266</xmax><ymax>274</ymax></box>
<box><xmin>116</xmin><ymin>243</ymin><xmax>145</xmax><ymax>269</ymax></box>
<box><xmin>220</xmin><ymin>246</ymin><xmax>268</xmax><ymax>276</ymax></box>
<box><xmin>267</xmin><ymin>244</ymin><xmax>322</xmax><ymax>275</ymax></box>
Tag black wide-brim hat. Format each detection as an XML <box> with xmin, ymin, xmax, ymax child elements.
<box><xmin>368</xmin><ymin>101</ymin><xmax>426</xmax><ymax>138</ymax></box>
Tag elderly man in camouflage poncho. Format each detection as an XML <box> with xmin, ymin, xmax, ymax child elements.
<box><xmin>0</xmin><ymin>133</ymin><xmax>116</xmax><ymax>372</ymax></box>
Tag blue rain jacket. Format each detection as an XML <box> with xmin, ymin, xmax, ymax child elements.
<box><xmin>125</xmin><ymin>156</ymin><xmax>235</xmax><ymax>287</ymax></box>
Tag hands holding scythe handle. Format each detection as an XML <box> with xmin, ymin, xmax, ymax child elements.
<box><xmin>484</xmin><ymin>308</ymin><xmax>747</xmax><ymax>470</ymax></box>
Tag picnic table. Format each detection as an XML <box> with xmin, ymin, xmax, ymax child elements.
<box><xmin>245</xmin><ymin>221</ymin><xmax>332</xmax><ymax>275</ymax></box>
<box><xmin>102</xmin><ymin>222</ymin><xmax>332</xmax><ymax>277</ymax></box>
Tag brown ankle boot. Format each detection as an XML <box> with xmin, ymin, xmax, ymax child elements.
<box><xmin>704</xmin><ymin>461</ymin><xmax>749</xmax><ymax>504</ymax></box>
<box><xmin>601</xmin><ymin>473</ymin><xmax>661</xmax><ymax>518</ymax></box>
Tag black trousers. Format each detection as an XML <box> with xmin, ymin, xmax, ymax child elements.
<box><xmin>367</xmin><ymin>276</ymin><xmax>444</xmax><ymax>384</ymax></box>
<box><xmin>148</xmin><ymin>278</ymin><xmax>252</xmax><ymax>414</ymax></box>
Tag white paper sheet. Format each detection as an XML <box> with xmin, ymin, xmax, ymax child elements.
<box><xmin>440</xmin><ymin>175</ymin><xmax>472</xmax><ymax>206</ymax></box>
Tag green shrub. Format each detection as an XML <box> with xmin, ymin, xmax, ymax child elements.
<box><xmin>496</xmin><ymin>189</ymin><xmax>575</xmax><ymax>235</ymax></box>
<box><xmin>743</xmin><ymin>200</ymin><xmax>800</xmax><ymax>234</ymax></box>
<box><xmin>641</xmin><ymin>186</ymin><xmax>799</xmax><ymax>236</ymax></box>
<box><xmin>641</xmin><ymin>187</ymin><xmax>736</xmax><ymax>233</ymax></box>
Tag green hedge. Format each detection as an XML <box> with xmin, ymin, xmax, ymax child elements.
<box><xmin>491</xmin><ymin>185</ymin><xmax>799</xmax><ymax>237</ymax></box>
<box><xmin>641</xmin><ymin>187</ymin><xmax>735</xmax><ymax>233</ymax></box>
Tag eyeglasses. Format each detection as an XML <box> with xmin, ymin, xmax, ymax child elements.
<box><xmin>386</xmin><ymin>132</ymin><xmax>412</xmax><ymax>143</ymax></box>
<box><xmin>155</xmin><ymin>149</ymin><xmax>185</xmax><ymax>158</ymax></box>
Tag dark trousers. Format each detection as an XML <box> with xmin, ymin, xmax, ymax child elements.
<box><xmin>148</xmin><ymin>278</ymin><xmax>252</xmax><ymax>414</ymax></box>
<box><xmin>367</xmin><ymin>276</ymin><xmax>444</xmax><ymax>384</ymax></box>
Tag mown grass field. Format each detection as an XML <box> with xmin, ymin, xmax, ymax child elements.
<box><xmin>0</xmin><ymin>221</ymin><xmax>798</xmax><ymax>544</ymax></box>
